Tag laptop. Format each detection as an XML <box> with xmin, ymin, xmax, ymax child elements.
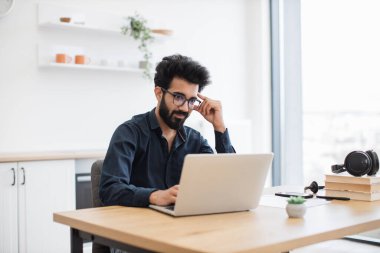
<box><xmin>149</xmin><ymin>153</ymin><xmax>273</xmax><ymax>216</ymax></box>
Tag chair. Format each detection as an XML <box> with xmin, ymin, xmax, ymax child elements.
<box><xmin>91</xmin><ymin>160</ymin><xmax>110</xmax><ymax>253</ymax></box>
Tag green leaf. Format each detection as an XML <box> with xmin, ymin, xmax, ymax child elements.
<box><xmin>120</xmin><ymin>13</ymin><xmax>154</xmax><ymax>80</ymax></box>
<box><xmin>287</xmin><ymin>196</ymin><xmax>306</xmax><ymax>204</ymax></box>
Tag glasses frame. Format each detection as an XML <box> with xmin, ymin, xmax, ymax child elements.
<box><xmin>161</xmin><ymin>88</ymin><xmax>201</xmax><ymax>109</ymax></box>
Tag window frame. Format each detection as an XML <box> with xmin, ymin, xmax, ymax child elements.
<box><xmin>270</xmin><ymin>0</ymin><xmax>303</xmax><ymax>185</ymax></box>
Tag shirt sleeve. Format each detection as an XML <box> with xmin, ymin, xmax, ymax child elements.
<box><xmin>215</xmin><ymin>128</ymin><xmax>236</xmax><ymax>153</ymax></box>
<box><xmin>99</xmin><ymin>124</ymin><xmax>157</xmax><ymax>207</ymax></box>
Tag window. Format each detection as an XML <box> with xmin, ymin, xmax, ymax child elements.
<box><xmin>301</xmin><ymin>0</ymin><xmax>380</xmax><ymax>184</ymax></box>
<box><xmin>271</xmin><ymin>0</ymin><xmax>380</xmax><ymax>185</ymax></box>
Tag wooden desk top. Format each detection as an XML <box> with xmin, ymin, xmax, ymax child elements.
<box><xmin>54</xmin><ymin>198</ymin><xmax>380</xmax><ymax>253</ymax></box>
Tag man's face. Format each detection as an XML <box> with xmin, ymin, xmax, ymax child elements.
<box><xmin>158</xmin><ymin>77</ymin><xmax>199</xmax><ymax>130</ymax></box>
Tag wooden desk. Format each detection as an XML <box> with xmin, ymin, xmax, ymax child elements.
<box><xmin>54</xmin><ymin>192</ymin><xmax>380</xmax><ymax>253</ymax></box>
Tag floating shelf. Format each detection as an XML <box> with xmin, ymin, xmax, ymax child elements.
<box><xmin>39</xmin><ymin>21</ymin><xmax>120</xmax><ymax>34</ymax></box>
<box><xmin>39</xmin><ymin>62</ymin><xmax>144</xmax><ymax>73</ymax></box>
<box><xmin>37</xmin><ymin>3</ymin><xmax>171</xmax><ymax>77</ymax></box>
<box><xmin>39</xmin><ymin>21</ymin><xmax>171</xmax><ymax>39</ymax></box>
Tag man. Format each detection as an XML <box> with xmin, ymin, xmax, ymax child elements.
<box><xmin>99</xmin><ymin>54</ymin><xmax>235</xmax><ymax>207</ymax></box>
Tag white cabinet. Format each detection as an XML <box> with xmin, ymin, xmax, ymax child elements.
<box><xmin>0</xmin><ymin>160</ymin><xmax>75</xmax><ymax>253</ymax></box>
<box><xmin>0</xmin><ymin>162</ymin><xmax>18</xmax><ymax>253</ymax></box>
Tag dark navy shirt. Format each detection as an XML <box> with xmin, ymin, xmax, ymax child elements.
<box><xmin>99</xmin><ymin>108</ymin><xmax>235</xmax><ymax>207</ymax></box>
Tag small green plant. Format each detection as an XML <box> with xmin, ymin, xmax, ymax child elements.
<box><xmin>287</xmin><ymin>196</ymin><xmax>306</xmax><ymax>204</ymax></box>
<box><xmin>121</xmin><ymin>13</ymin><xmax>154</xmax><ymax>79</ymax></box>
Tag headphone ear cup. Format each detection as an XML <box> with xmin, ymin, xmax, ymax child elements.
<box><xmin>304</xmin><ymin>181</ymin><xmax>319</xmax><ymax>194</ymax></box>
<box><xmin>366</xmin><ymin>150</ymin><xmax>379</xmax><ymax>176</ymax></box>
<box><xmin>345</xmin><ymin>151</ymin><xmax>371</xmax><ymax>177</ymax></box>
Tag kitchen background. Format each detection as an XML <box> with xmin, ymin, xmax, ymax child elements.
<box><xmin>0</xmin><ymin>2</ymin><xmax>271</xmax><ymax>250</ymax></box>
<box><xmin>0</xmin><ymin>0</ymin><xmax>272</xmax><ymax>155</ymax></box>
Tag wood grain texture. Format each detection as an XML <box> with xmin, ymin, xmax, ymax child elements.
<box><xmin>53</xmin><ymin>198</ymin><xmax>380</xmax><ymax>253</ymax></box>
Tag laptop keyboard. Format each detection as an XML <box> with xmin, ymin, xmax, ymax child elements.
<box><xmin>165</xmin><ymin>205</ymin><xmax>175</xmax><ymax>211</ymax></box>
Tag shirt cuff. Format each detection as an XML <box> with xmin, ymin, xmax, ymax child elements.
<box><xmin>215</xmin><ymin>128</ymin><xmax>235</xmax><ymax>153</ymax></box>
<box><xmin>133</xmin><ymin>188</ymin><xmax>157</xmax><ymax>207</ymax></box>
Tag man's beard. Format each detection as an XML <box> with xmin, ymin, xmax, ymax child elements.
<box><xmin>159</xmin><ymin>98</ymin><xmax>189</xmax><ymax>130</ymax></box>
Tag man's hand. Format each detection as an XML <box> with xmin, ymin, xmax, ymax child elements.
<box><xmin>149</xmin><ymin>185</ymin><xmax>179</xmax><ymax>206</ymax></box>
<box><xmin>195</xmin><ymin>93</ymin><xmax>226</xmax><ymax>133</ymax></box>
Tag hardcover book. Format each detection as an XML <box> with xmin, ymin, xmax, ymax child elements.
<box><xmin>324</xmin><ymin>181</ymin><xmax>380</xmax><ymax>193</ymax></box>
<box><xmin>325</xmin><ymin>173</ymin><xmax>380</xmax><ymax>185</ymax></box>
<box><xmin>325</xmin><ymin>189</ymin><xmax>380</xmax><ymax>201</ymax></box>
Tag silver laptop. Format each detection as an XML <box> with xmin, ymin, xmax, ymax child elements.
<box><xmin>149</xmin><ymin>153</ymin><xmax>273</xmax><ymax>216</ymax></box>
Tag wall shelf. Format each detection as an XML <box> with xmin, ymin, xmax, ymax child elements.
<box><xmin>37</xmin><ymin>3</ymin><xmax>172</xmax><ymax>38</ymax></box>
<box><xmin>39</xmin><ymin>21</ymin><xmax>120</xmax><ymax>34</ymax></box>
<box><xmin>39</xmin><ymin>21</ymin><xmax>171</xmax><ymax>39</ymax></box>
<box><xmin>39</xmin><ymin>62</ymin><xmax>144</xmax><ymax>73</ymax></box>
<box><xmin>37</xmin><ymin>3</ymin><xmax>172</xmax><ymax>76</ymax></box>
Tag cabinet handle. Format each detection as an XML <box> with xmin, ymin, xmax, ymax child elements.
<box><xmin>11</xmin><ymin>168</ymin><xmax>16</xmax><ymax>186</ymax></box>
<box><xmin>21</xmin><ymin>167</ymin><xmax>26</xmax><ymax>185</ymax></box>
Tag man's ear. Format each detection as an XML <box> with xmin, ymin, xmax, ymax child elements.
<box><xmin>154</xmin><ymin>86</ymin><xmax>163</xmax><ymax>101</ymax></box>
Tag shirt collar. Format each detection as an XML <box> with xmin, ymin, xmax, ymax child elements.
<box><xmin>148</xmin><ymin>108</ymin><xmax>160</xmax><ymax>130</ymax></box>
<box><xmin>148</xmin><ymin>108</ymin><xmax>187</xmax><ymax>142</ymax></box>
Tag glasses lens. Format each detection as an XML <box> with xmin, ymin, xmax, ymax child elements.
<box><xmin>189</xmin><ymin>99</ymin><xmax>201</xmax><ymax>109</ymax></box>
<box><xmin>173</xmin><ymin>94</ymin><xmax>185</xmax><ymax>106</ymax></box>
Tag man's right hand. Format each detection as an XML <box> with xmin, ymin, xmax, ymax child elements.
<box><xmin>149</xmin><ymin>185</ymin><xmax>179</xmax><ymax>206</ymax></box>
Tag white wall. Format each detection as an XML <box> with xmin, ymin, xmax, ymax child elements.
<box><xmin>0</xmin><ymin>0</ymin><xmax>271</xmax><ymax>154</ymax></box>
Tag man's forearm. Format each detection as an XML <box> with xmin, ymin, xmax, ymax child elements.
<box><xmin>100</xmin><ymin>182</ymin><xmax>157</xmax><ymax>207</ymax></box>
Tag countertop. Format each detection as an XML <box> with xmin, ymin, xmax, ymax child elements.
<box><xmin>0</xmin><ymin>150</ymin><xmax>106</xmax><ymax>162</ymax></box>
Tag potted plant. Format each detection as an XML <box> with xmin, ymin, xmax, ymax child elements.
<box><xmin>121</xmin><ymin>13</ymin><xmax>154</xmax><ymax>79</ymax></box>
<box><xmin>286</xmin><ymin>196</ymin><xmax>307</xmax><ymax>218</ymax></box>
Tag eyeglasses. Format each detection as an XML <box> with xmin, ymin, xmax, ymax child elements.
<box><xmin>161</xmin><ymin>88</ymin><xmax>201</xmax><ymax>109</ymax></box>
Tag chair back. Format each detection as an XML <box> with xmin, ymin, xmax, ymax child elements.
<box><xmin>91</xmin><ymin>160</ymin><xmax>104</xmax><ymax>208</ymax></box>
<box><xmin>90</xmin><ymin>160</ymin><xmax>110</xmax><ymax>253</ymax></box>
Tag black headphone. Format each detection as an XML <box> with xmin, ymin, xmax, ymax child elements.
<box><xmin>304</xmin><ymin>181</ymin><xmax>324</xmax><ymax>194</ymax></box>
<box><xmin>331</xmin><ymin>150</ymin><xmax>379</xmax><ymax>177</ymax></box>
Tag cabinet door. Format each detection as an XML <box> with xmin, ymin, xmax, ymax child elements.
<box><xmin>18</xmin><ymin>160</ymin><xmax>75</xmax><ymax>253</ymax></box>
<box><xmin>0</xmin><ymin>162</ymin><xmax>18</xmax><ymax>253</ymax></box>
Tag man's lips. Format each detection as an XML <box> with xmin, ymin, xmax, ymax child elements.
<box><xmin>173</xmin><ymin>112</ymin><xmax>188</xmax><ymax>119</ymax></box>
<box><xmin>174</xmin><ymin>113</ymin><xmax>186</xmax><ymax>119</ymax></box>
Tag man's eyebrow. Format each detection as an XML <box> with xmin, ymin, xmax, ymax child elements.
<box><xmin>172</xmin><ymin>91</ymin><xmax>198</xmax><ymax>100</ymax></box>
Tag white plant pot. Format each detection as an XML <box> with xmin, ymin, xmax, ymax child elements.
<box><xmin>286</xmin><ymin>203</ymin><xmax>306</xmax><ymax>218</ymax></box>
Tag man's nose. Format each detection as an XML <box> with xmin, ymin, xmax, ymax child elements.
<box><xmin>178</xmin><ymin>101</ymin><xmax>190</xmax><ymax>112</ymax></box>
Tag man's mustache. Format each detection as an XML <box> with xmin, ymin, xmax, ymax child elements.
<box><xmin>172</xmin><ymin>111</ymin><xmax>189</xmax><ymax>117</ymax></box>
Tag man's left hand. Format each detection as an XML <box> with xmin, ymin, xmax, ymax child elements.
<box><xmin>194</xmin><ymin>93</ymin><xmax>226</xmax><ymax>133</ymax></box>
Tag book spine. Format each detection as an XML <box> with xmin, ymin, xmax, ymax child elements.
<box><xmin>325</xmin><ymin>176</ymin><xmax>378</xmax><ymax>185</ymax></box>
<box><xmin>325</xmin><ymin>189</ymin><xmax>380</xmax><ymax>201</ymax></box>
<box><xmin>324</xmin><ymin>182</ymin><xmax>380</xmax><ymax>193</ymax></box>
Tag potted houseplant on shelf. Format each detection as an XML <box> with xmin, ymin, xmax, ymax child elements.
<box><xmin>286</xmin><ymin>196</ymin><xmax>307</xmax><ymax>218</ymax></box>
<box><xmin>121</xmin><ymin>13</ymin><xmax>154</xmax><ymax>79</ymax></box>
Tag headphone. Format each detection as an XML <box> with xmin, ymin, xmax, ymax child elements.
<box><xmin>331</xmin><ymin>150</ymin><xmax>379</xmax><ymax>177</ymax></box>
<box><xmin>304</xmin><ymin>181</ymin><xmax>324</xmax><ymax>194</ymax></box>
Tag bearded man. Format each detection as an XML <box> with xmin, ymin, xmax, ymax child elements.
<box><xmin>100</xmin><ymin>54</ymin><xmax>235</xmax><ymax>207</ymax></box>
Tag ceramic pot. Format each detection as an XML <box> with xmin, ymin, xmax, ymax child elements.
<box><xmin>139</xmin><ymin>61</ymin><xmax>148</xmax><ymax>69</ymax></box>
<box><xmin>286</xmin><ymin>203</ymin><xmax>306</xmax><ymax>218</ymax></box>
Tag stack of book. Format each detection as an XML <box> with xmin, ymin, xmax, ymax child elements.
<box><xmin>324</xmin><ymin>172</ymin><xmax>380</xmax><ymax>201</ymax></box>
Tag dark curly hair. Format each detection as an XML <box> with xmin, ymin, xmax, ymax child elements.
<box><xmin>154</xmin><ymin>54</ymin><xmax>210</xmax><ymax>92</ymax></box>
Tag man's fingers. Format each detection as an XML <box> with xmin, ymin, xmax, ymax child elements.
<box><xmin>168</xmin><ymin>185</ymin><xmax>179</xmax><ymax>196</ymax></box>
<box><xmin>197</xmin><ymin>93</ymin><xmax>207</xmax><ymax>100</ymax></box>
<box><xmin>198</xmin><ymin>100</ymin><xmax>209</xmax><ymax>114</ymax></box>
<box><xmin>167</xmin><ymin>190</ymin><xmax>177</xmax><ymax>203</ymax></box>
<box><xmin>170</xmin><ymin>188</ymin><xmax>178</xmax><ymax>197</ymax></box>
<box><xmin>201</xmin><ymin>103</ymin><xmax>212</xmax><ymax>115</ymax></box>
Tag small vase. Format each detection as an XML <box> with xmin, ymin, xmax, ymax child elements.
<box><xmin>139</xmin><ymin>61</ymin><xmax>148</xmax><ymax>69</ymax></box>
<box><xmin>286</xmin><ymin>203</ymin><xmax>306</xmax><ymax>218</ymax></box>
